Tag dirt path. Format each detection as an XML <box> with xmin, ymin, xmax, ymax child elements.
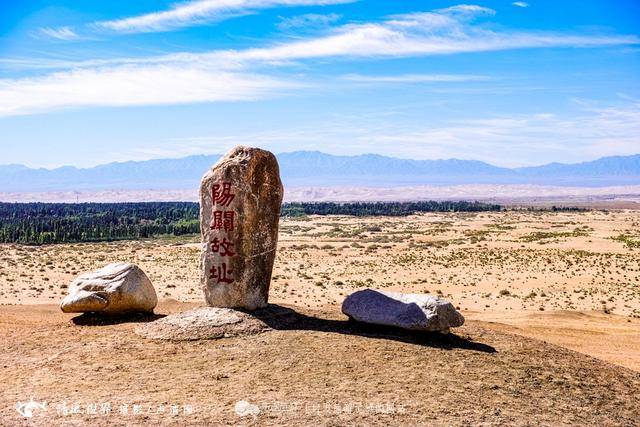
<box><xmin>1</xmin><ymin>302</ymin><xmax>639</xmax><ymax>426</ymax></box>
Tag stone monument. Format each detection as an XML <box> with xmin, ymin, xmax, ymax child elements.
<box><xmin>199</xmin><ymin>146</ymin><xmax>283</xmax><ymax>310</ymax></box>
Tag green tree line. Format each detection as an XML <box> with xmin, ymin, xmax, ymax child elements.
<box><xmin>280</xmin><ymin>201</ymin><xmax>502</xmax><ymax>217</ymax></box>
<box><xmin>0</xmin><ymin>200</ymin><xmax>501</xmax><ymax>245</ymax></box>
<box><xmin>0</xmin><ymin>202</ymin><xmax>199</xmax><ymax>245</ymax></box>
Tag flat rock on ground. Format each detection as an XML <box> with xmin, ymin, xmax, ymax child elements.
<box><xmin>136</xmin><ymin>305</ymin><xmax>297</xmax><ymax>340</ymax></box>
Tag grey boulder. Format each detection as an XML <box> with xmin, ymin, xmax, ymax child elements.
<box><xmin>342</xmin><ymin>289</ymin><xmax>464</xmax><ymax>333</ymax></box>
<box><xmin>60</xmin><ymin>262</ymin><xmax>157</xmax><ymax>314</ymax></box>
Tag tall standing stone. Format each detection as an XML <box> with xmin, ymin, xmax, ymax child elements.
<box><xmin>200</xmin><ymin>146</ymin><xmax>284</xmax><ymax>310</ymax></box>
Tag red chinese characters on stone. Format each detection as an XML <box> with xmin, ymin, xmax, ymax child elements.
<box><xmin>210</xmin><ymin>211</ymin><xmax>234</xmax><ymax>232</ymax></box>
<box><xmin>210</xmin><ymin>182</ymin><xmax>237</xmax><ymax>285</ymax></box>
<box><xmin>209</xmin><ymin>263</ymin><xmax>234</xmax><ymax>284</ymax></box>
<box><xmin>212</xmin><ymin>182</ymin><xmax>235</xmax><ymax>207</ymax></box>
<box><xmin>210</xmin><ymin>237</ymin><xmax>236</xmax><ymax>257</ymax></box>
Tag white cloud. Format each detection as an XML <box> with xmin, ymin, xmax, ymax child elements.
<box><xmin>37</xmin><ymin>26</ymin><xmax>80</xmax><ymax>40</ymax></box>
<box><xmin>341</xmin><ymin>74</ymin><xmax>489</xmax><ymax>83</ymax></box>
<box><xmin>513</xmin><ymin>2</ymin><xmax>529</xmax><ymax>8</ymax></box>
<box><xmin>230</xmin><ymin>10</ymin><xmax>638</xmax><ymax>62</ymax></box>
<box><xmin>16</xmin><ymin>5</ymin><xmax>640</xmax><ymax>69</ymax></box>
<box><xmin>95</xmin><ymin>0</ymin><xmax>355</xmax><ymax>33</ymax></box>
<box><xmin>435</xmin><ymin>4</ymin><xmax>496</xmax><ymax>16</ymax></box>
<box><xmin>2</xmin><ymin>4</ymin><xmax>638</xmax><ymax>117</ymax></box>
<box><xmin>353</xmin><ymin>102</ymin><xmax>640</xmax><ymax>166</ymax></box>
<box><xmin>22</xmin><ymin>14</ymin><xmax>637</xmax><ymax>72</ymax></box>
<box><xmin>0</xmin><ymin>65</ymin><xmax>298</xmax><ymax>117</ymax></box>
<box><xmin>144</xmin><ymin>100</ymin><xmax>640</xmax><ymax>167</ymax></box>
<box><xmin>277</xmin><ymin>13</ymin><xmax>341</xmax><ymax>30</ymax></box>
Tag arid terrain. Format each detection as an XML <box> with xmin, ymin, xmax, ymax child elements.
<box><xmin>1</xmin><ymin>210</ymin><xmax>639</xmax><ymax>425</ymax></box>
<box><xmin>2</xmin><ymin>184</ymin><xmax>640</xmax><ymax>205</ymax></box>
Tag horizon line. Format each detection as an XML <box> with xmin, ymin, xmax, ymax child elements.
<box><xmin>1</xmin><ymin>150</ymin><xmax>638</xmax><ymax>172</ymax></box>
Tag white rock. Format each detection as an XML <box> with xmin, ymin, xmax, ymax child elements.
<box><xmin>342</xmin><ymin>289</ymin><xmax>464</xmax><ymax>333</ymax></box>
<box><xmin>60</xmin><ymin>262</ymin><xmax>157</xmax><ymax>314</ymax></box>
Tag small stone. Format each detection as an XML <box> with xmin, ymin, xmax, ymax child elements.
<box><xmin>60</xmin><ymin>262</ymin><xmax>157</xmax><ymax>314</ymax></box>
<box><xmin>341</xmin><ymin>289</ymin><xmax>464</xmax><ymax>333</ymax></box>
<box><xmin>200</xmin><ymin>146</ymin><xmax>284</xmax><ymax>310</ymax></box>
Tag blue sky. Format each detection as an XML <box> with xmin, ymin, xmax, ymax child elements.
<box><xmin>0</xmin><ymin>0</ymin><xmax>638</xmax><ymax>168</ymax></box>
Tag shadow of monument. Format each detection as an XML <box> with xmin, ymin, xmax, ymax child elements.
<box><xmin>245</xmin><ymin>304</ymin><xmax>496</xmax><ymax>354</ymax></box>
<box><xmin>71</xmin><ymin>311</ymin><xmax>166</xmax><ymax>326</ymax></box>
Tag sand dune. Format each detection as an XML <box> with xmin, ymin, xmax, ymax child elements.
<box><xmin>1</xmin><ymin>184</ymin><xmax>639</xmax><ymax>205</ymax></box>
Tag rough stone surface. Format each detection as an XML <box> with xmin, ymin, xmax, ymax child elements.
<box><xmin>200</xmin><ymin>146</ymin><xmax>283</xmax><ymax>310</ymax></box>
<box><xmin>135</xmin><ymin>306</ymin><xmax>296</xmax><ymax>340</ymax></box>
<box><xmin>60</xmin><ymin>262</ymin><xmax>157</xmax><ymax>314</ymax></box>
<box><xmin>342</xmin><ymin>289</ymin><xmax>464</xmax><ymax>333</ymax></box>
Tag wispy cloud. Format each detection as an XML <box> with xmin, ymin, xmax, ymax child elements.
<box><xmin>512</xmin><ymin>2</ymin><xmax>529</xmax><ymax>8</ymax></box>
<box><xmin>277</xmin><ymin>13</ymin><xmax>341</xmax><ymax>30</ymax></box>
<box><xmin>140</xmin><ymin>100</ymin><xmax>640</xmax><ymax>167</ymax></box>
<box><xmin>355</xmin><ymin>102</ymin><xmax>640</xmax><ymax>166</ymax></box>
<box><xmin>0</xmin><ymin>65</ymin><xmax>298</xmax><ymax>117</ymax></box>
<box><xmin>341</xmin><ymin>74</ymin><xmax>490</xmax><ymax>83</ymax></box>
<box><xmin>434</xmin><ymin>4</ymin><xmax>496</xmax><ymax>16</ymax></box>
<box><xmin>94</xmin><ymin>0</ymin><xmax>355</xmax><ymax>33</ymax></box>
<box><xmin>230</xmin><ymin>8</ymin><xmax>638</xmax><ymax>62</ymax></box>
<box><xmin>37</xmin><ymin>26</ymin><xmax>80</xmax><ymax>40</ymax></box>
<box><xmin>26</xmin><ymin>10</ymin><xmax>636</xmax><ymax>71</ymax></box>
<box><xmin>2</xmin><ymin>4</ymin><xmax>638</xmax><ymax>117</ymax></box>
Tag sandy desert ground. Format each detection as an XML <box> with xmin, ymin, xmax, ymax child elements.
<box><xmin>1</xmin><ymin>209</ymin><xmax>639</xmax><ymax>425</ymax></box>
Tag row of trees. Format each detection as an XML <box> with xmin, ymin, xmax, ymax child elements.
<box><xmin>0</xmin><ymin>202</ymin><xmax>199</xmax><ymax>245</ymax></box>
<box><xmin>0</xmin><ymin>200</ymin><xmax>502</xmax><ymax>245</ymax></box>
<box><xmin>280</xmin><ymin>201</ymin><xmax>502</xmax><ymax>217</ymax></box>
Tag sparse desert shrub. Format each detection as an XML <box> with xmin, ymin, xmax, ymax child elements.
<box><xmin>612</xmin><ymin>234</ymin><xmax>640</xmax><ymax>249</ymax></box>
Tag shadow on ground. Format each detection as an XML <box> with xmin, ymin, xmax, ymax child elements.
<box><xmin>246</xmin><ymin>304</ymin><xmax>496</xmax><ymax>353</ymax></box>
<box><xmin>71</xmin><ymin>311</ymin><xmax>166</xmax><ymax>326</ymax></box>
<box><xmin>71</xmin><ymin>303</ymin><xmax>495</xmax><ymax>353</ymax></box>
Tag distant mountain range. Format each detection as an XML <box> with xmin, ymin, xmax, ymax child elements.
<box><xmin>1</xmin><ymin>152</ymin><xmax>639</xmax><ymax>192</ymax></box>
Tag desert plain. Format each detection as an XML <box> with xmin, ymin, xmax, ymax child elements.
<box><xmin>1</xmin><ymin>209</ymin><xmax>639</xmax><ymax>425</ymax></box>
